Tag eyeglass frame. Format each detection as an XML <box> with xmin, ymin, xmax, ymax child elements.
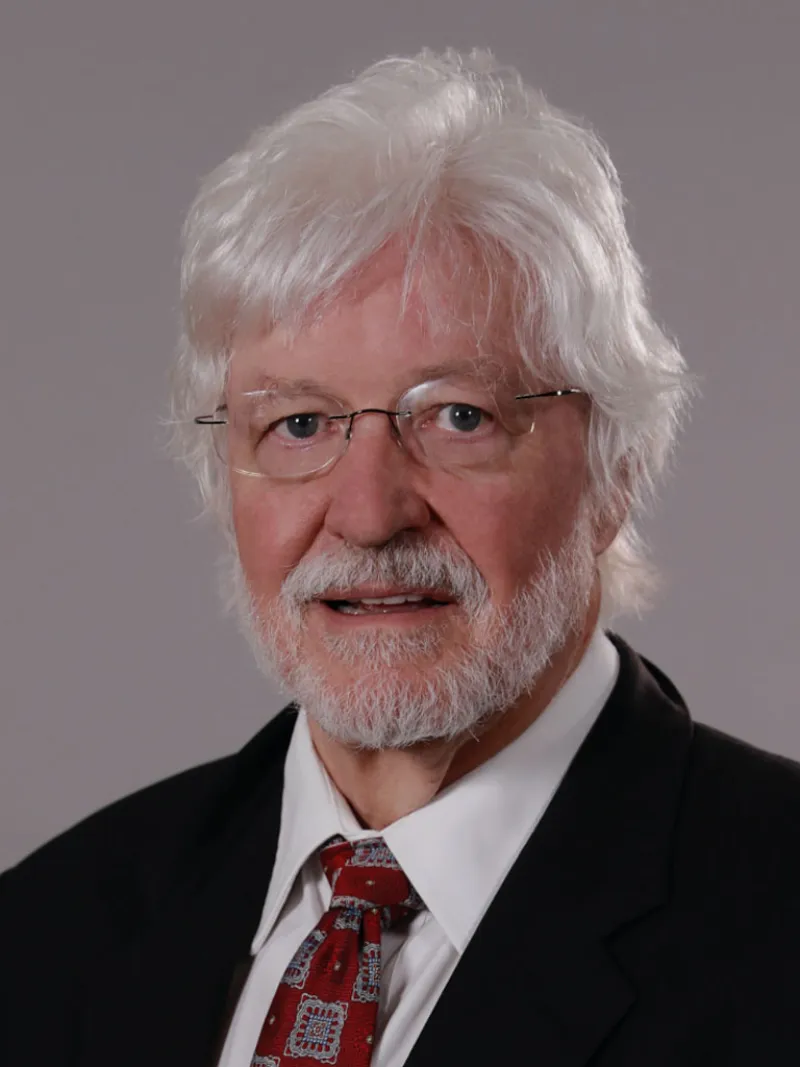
<box><xmin>193</xmin><ymin>385</ymin><xmax>586</xmax><ymax>480</ymax></box>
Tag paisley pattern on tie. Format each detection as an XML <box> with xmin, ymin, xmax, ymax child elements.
<box><xmin>250</xmin><ymin>836</ymin><xmax>425</xmax><ymax>1066</ymax></box>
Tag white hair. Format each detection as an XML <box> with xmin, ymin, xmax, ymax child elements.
<box><xmin>170</xmin><ymin>47</ymin><xmax>695</xmax><ymax>617</ymax></box>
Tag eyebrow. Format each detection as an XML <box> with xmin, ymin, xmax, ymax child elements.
<box><xmin>240</xmin><ymin>356</ymin><xmax>513</xmax><ymax>395</ymax></box>
<box><xmin>242</xmin><ymin>375</ymin><xmax>331</xmax><ymax>395</ymax></box>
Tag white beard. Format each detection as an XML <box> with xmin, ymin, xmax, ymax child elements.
<box><xmin>223</xmin><ymin>506</ymin><xmax>596</xmax><ymax>750</ymax></box>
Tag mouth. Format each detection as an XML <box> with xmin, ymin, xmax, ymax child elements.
<box><xmin>314</xmin><ymin>591</ymin><xmax>455</xmax><ymax>617</ymax></box>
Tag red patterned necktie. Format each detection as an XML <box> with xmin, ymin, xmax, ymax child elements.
<box><xmin>250</xmin><ymin>835</ymin><xmax>425</xmax><ymax>1067</ymax></box>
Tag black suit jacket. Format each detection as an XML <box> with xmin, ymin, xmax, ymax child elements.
<box><xmin>3</xmin><ymin>635</ymin><xmax>800</xmax><ymax>1065</ymax></box>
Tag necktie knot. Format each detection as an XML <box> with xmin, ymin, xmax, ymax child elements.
<box><xmin>320</xmin><ymin>836</ymin><xmax>424</xmax><ymax>923</ymax></box>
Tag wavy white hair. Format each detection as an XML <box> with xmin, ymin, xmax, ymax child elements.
<box><xmin>170</xmin><ymin>48</ymin><xmax>695</xmax><ymax>618</ymax></box>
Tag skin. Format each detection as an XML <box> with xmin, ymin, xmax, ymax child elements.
<box><xmin>229</xmin><ymin>250</ymin><xmax>621</xmax><ymax>831</ymax></box>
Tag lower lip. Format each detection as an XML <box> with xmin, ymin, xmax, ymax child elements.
<box><xmin>312</xmin><ymin>601</ymin><xmax>455</xmax><ymax>626</ymax></box>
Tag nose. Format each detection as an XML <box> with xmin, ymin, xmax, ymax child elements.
<box><xmin>323</xmin><ymin>411</ymin><xmax>432</xmax><ymax>548</ymax></box>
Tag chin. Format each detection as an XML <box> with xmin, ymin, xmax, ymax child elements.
<box><xmin>273</xmin><ymin>633</ymin><xmax>530</xmax><ymax>751</ymax></box>
<box><xmin>293</xmin><ymin>672</ymin><xmax>489</xmax><ymax>751</ymax></box>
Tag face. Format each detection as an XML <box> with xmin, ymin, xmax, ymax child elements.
<box><xmin>226</xmin><ymin>252</ymin><xmax>600</xmax><ymax>748</ymax></box>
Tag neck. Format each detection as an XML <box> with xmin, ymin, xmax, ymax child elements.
<box><xmin>307</xmin><ymin>589</ymin><xmax>601</xmax><ymax>831</ymax></box>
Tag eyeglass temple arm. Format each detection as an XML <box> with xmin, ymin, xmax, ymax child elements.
<box><xmin>514</xmin><ymin>388</ymin><xmax>584</xmax><ymax>400</ymax></box>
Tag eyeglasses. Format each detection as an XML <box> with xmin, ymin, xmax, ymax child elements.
<box><xmin>194</xmin><ymin>376</ymin><xmax>584</xmax><ymax>481</ymax></box>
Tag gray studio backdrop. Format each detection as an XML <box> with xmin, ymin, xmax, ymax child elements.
<box><xmin>1</xmin><ymin>0</ymin><xmax>798</xmax><ymax>872</ymax></box>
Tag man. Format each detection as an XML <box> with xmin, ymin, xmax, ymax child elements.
<box><xmin>2</xmin><ymin>47</ymin><xmax>800</xmax><ymax>1067</ymax></box>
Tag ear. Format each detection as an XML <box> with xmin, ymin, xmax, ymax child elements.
<box><xmin>592</xmin><ymin>502</ymin><xmax>625</xmax><ymax>557</ymax></box>
<box><xmin>591</xmin><ymin>457</ymin><xmax>634</xmax><ymax>558</ymax></box>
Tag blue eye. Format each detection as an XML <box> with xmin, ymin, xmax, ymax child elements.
<box><xmin>441</xmin><ymin>404</ymin><xmax>486</xmax><ymax>432</ymax></box>
<box><xmin>279</xmin><ymin>413</ymin><xmax>321</xmax><ymax>439</ymax></box>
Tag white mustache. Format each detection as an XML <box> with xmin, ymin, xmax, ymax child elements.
<box><xmin>279</xmin><ymin>538</ymin><xmax>490</xmax><ymax>614</ymax></box>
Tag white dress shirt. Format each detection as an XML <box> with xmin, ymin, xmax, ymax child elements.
<box><xmin>217</xmin><ymin>629</ymin><xmax>619</xmax><ymax>1067</ymax></box>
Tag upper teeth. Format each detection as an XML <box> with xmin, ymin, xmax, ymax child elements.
<box><xmin>353</xmin><ymin>595</ymin><xmax>426</xmax><ymax>605</ymax></box>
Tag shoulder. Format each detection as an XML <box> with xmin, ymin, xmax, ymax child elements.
<box><xmin>617</xmin><ymin>637</ymin><xmax>800</xmax><ymax>850</ymax></box>
<box><xmin>0</xmin><ymin>756</ymin><xmax>224</xmax><ymax>1051</ymax></box>
<box><xmin>623</xmin><ymin>652</ymin><xmax>800</xmax><ymax>946</ymax></box>
<box><xmin>613</xmin><ymin>636</ymin><xmax>800</xmax><ymax>904</ymax></box>
<box><xmin>685</xmin><ymin>718</ymin><xmax>800</xmax><ymax>838</ymax></box>
<box><xmin>679</xmin><ymin>718</ymin><xmax>800</xmax><ymax>885</ymax></box>
<box><xmin>0</xmin><ymin>705</ymin><xmax>296</xmax><ymax>1054</ymax></box>
<box><xmin>0</xmin><ymin>756</ymin><xmax>229</xmax><ymax>943</ymax></box>
<box><xmin>0</xmin><ymin>705</ymin><xmax>298</xmax><ymax>956</ymax></box>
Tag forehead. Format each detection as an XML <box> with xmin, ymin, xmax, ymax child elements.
<box><xmin>228</xmin><ymin>246</ymin><xmax>527</xmax><ymax>395</ymax></box>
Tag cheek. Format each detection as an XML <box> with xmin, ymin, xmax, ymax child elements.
<box><xmin>437</xmin><ymin>457</ymin><xmax>587</xmax><ymax>600</ymax></box>
<box><xmin>231</xmin><ymin>484</ymin><xmax>323</xmax><ymax>598</ymax></box>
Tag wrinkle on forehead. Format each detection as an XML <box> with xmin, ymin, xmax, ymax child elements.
<box><xmin>238</xmin><ymin>354</ymin><xmax>522</xmax><ymax>399</ymax></box>
<box><xmin>240</xmin><ymin>229</ymin><xmax>523</xmax><ymax>351</ymax></box>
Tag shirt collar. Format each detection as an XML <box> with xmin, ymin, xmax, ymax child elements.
<box><xmin>250</xmin><ymin>701</ymin><xmax>367</xmax><ymax>954</ymax></box>
<box><xmin>251</xmin><ymin>628</ymin><xmax>618</xmax><ymax>955</ymax></box>
<box><xmin>383</xmin><ymin>629</ymin><xmax>618</xmax><ymax>951</ymax></box>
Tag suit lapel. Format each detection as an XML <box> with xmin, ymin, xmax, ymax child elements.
<box><xmin>406</xmin><ymin>639</ymin><xmax>694</xmax><ymax>1067</ymax></box>
<box><xmin>79</xmin><ymin>708</ymin><xmax>298</xmax><ymax>1067</ymax></box>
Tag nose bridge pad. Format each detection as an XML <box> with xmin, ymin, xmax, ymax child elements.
<box><xmin>345</xmin><ymin>409</ymin><xmax>407</xmax><ymax>449</ymax></box>
<box><xmin>388</xmin><ymin>413</ymin><xmax>405</xmax><ymax>446</ymax></box>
